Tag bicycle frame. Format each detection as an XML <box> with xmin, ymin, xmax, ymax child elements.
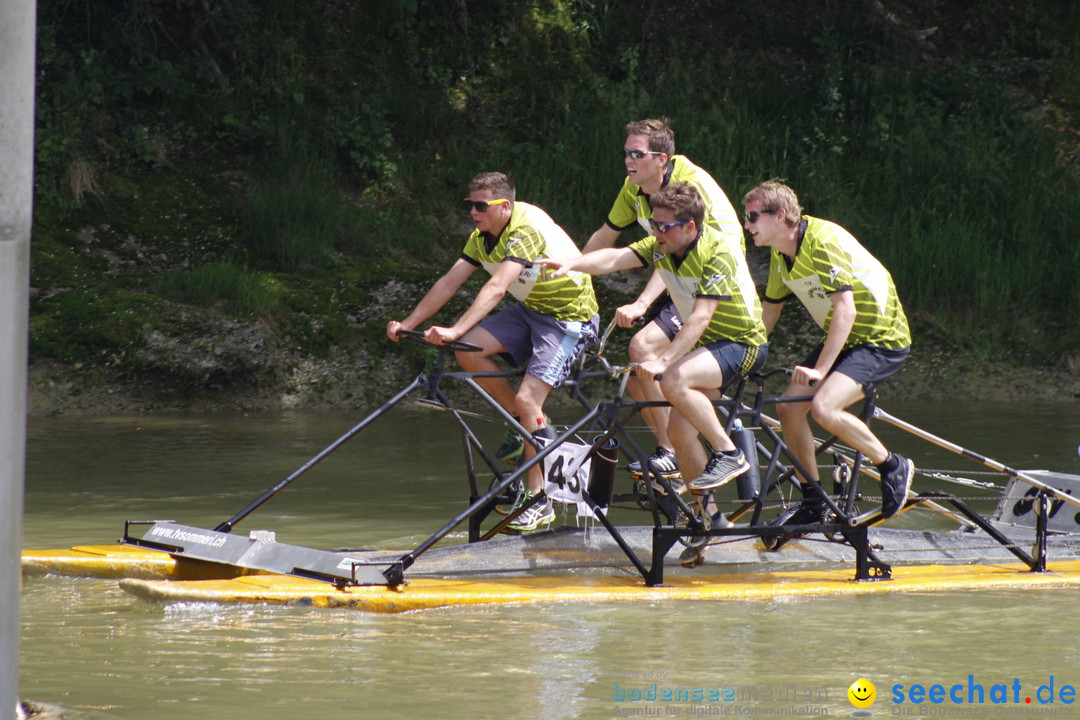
<box><xmin>123</xmin><ymin>326</ymin><xmax>1075</xmax><ymax>587</ymax></box>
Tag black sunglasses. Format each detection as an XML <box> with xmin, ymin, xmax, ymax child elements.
<box><xmin>744</xmin><ymin>209</ymin><xmax>777</xmax><ymax>224</ymax></box>
<box><xmin>623</xmin><ymin>148</ymin><xmax>664</xmax><ymax>160</ymax></box>
<box><xmin>649</xmin><ymin>218</ymin><xmax>690</xmax><ymax>234</ymax></box>
<box><xmin>462</xmin><ymin>198</ymin><xmax>510</xmax><ymax>213</ymax></box>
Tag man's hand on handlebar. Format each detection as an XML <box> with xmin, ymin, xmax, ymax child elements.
<box><xmin>387</xmin><ymin>320</ymin><xmax>409</xmax><ymax>342</ymax></box>
<box><xmin>423</xmin><ymin>326</ymin><xmax>461</xmax><ymax>346</ymax></box>
<box><xmin>791</xmin><ymin>365</ymin><xmax>825</xmax><ymax>388</ymax></box>
<box><xmin>636</xmin><ymin>358</ymin><xmax>667</xmax><ymax>383</ymax></box>
<box><xmin>614</xmin><ymin>301</ymin><xmax>647</xmax><ymax>329</ymax></box>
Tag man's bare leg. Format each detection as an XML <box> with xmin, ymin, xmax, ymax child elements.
<box><xmin>627</xmin><ymin>321</ymin><xmax>674</xmax><ymax>452</ymax></box>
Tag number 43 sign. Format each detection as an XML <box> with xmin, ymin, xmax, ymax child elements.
<box><xmin>537</xmin><ymin>438</ymin><xmax>605</xmax><ymax>519</ymax></box>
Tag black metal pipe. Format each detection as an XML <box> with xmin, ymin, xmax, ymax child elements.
<box><xmin>213</xmin><ymin>375</ymin><xmax>427</xmax><ymax>533</ymax></box>
<box><xmin>920</xmin><ymin>491</ymin><xmax>1037</xmax><ymax>568</ymax></box>
<box><xmin>874</xmin><ymin>407</ymin><xmax>1080</xmax><ymax>512</ymax></box>
<box><xmin>391</xmin><ymin>403</ymin><xmax>604</xmax><ymax>577</ymax></box>
<box><xmin>580</xmin><ymin>486</ymin><xmax>653</xmax><ymax>582</ymax></box>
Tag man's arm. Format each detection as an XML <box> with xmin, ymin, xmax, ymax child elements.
<box><xmin>540</xmin><ymin>246</ymin><xmax>643</xmax><ymax>278</ymax></box>
<box><xmin>616</xmin><ymin>270</ymin><xmax>668</xmax><ymax>328</ymax></box>
<box><xmin>425</xmin><ymin>260</ymin><xmax>524</xmax><ymax>344</ymax></box>
<box><xmin>582</xmin><ymin>224</ymin><xmax>622</xmax><ymax>253</ymax></box>
<box><xmin>637</xmin><ymin>296</ymin><xmax>720</xmax><ymax>380</ymax></box>
<box><xmin>762</xmin><ymin>300</ymin><xmax>784</xmax><ymax>334</ymax></box>
<box><xmin>792</xmin><ymin>290</ymin><xmax>855</xmax><ymax>386</ymax></box>
<box><xmin>387</xmin><ymin>259</ymin><xmax>475</xmax><ymax>341</ymax></box>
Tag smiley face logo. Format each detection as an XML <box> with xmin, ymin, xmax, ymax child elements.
<box><xmin>848</xmin><ymin>678</ymin><xmax>876</xmax><ymax>709</ymax></box>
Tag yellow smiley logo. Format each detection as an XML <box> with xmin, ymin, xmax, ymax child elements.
<box><xmin>848</xmin><ymin>678</ymin><xmax>876</xmax><ymax>709</ymax></box>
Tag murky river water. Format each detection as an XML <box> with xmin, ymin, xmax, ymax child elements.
<box><xmin>19</xmin><ymin>400</ymin><xmax>1080</xmax><ymax>719</ymax></box>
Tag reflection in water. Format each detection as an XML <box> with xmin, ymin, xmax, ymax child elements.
<box><xmin>19</xmin><ymin>402</ymin><xmax>1080</xmax><ymax>719</ymax></box>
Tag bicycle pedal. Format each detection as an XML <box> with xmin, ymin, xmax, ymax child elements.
<box><xmin>679</xmin><ymin>545</ymin><xmax>706</xmax><ymax>568</ymax></box>
<box><xmin>628</xmin><ymin>470</ymin><xmax>682</xmax><ymax>482</ymax></box>
<box><xmin>762</xmin><ymin>533</ymin><xmax>800</xmax><ymax>552</ymax></box>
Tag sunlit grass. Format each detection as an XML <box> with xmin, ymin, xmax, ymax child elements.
<box><xmin>153</xmin><ymin>262</ymin><xmax>283</xmax><ymax>319</ymax></box>
<box><xmin>241</xmin><ymin>130</ymin><xmax>351</xmax><ymax>272</ymax></box>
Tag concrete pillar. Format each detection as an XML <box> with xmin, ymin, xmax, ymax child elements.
<box><xmin>0</xmin><ymin>0</ymin><xmax>36</xmax><ymax>715</ymax></box>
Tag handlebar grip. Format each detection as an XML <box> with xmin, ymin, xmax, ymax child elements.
<box><xmin>395</xmin><ymin>329</ymin><xmax>483</xmax><ymax>352</ymax></box>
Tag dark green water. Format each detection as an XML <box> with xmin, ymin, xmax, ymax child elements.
<box><xmin>19</xmin><ymin>401</ymin><xmax>1080</xmax><ymax>719</ymax></box>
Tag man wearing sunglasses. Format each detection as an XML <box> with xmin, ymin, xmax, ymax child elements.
<box><xmin>583</xmin><ymin>118</ymin><xmax>744</xmax><ymax>488</ymax></box>
<box><xmin>387</xmin><ymin>172</ymin><xmax>598</xmax><ymax>532</ymax></box>
<box><xmin>743</xmin><ymin>180</ymin><xmax>913</xmax><ymax>546</ymax></box>
<box><xmin>543</xmin><ymin>182</ymin><xmax>767</xmax><ymax>495</ymax></box>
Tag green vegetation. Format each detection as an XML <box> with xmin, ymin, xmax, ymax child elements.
<box><xmin>152</xmin><ymin>262</ymin><xmax>283</xmax><ymax>318</ymax></box>
<box><xmin>30</xmin><ymin>0</ymin><xmax>1080</xmax><ymax>394</ymax></box>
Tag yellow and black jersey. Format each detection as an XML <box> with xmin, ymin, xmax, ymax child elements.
<box><xmin>629</xmin><ymin>225</ymin><xmax>766</xmax><ymax>349</ymax></box>
<box><xmin>462</xmin><ymin>202</ymin><xmax>598</xmax><ymax>323</ymax></box>
<box><xmin>764</xmin><ymin>216</ymin><xmax>910</xmax><ymax>349</ymax></box>
<box><xmin>605</xmin><ymin>155</ymin><xmax>744</xmax><ymax>253</ymax></box>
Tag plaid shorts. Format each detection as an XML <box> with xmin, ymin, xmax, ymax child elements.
<box><xmin>479</xmin><ymin>304</ymin><xmax>599</xmax><ymax>388</ymax></box>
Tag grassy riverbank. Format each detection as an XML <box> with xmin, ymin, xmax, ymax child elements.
<box><xmin>28</xmin><ymin>1</ymin><xmax>1080</xmax><ymax>414</ymax></box>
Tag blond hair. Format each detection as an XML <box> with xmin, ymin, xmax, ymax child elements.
<box><xmin>743</xmin><ymin>180</ymin><xmax>802</xmax><ymax>227</ymax></box>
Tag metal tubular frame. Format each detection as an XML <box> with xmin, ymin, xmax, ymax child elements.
<box><xmin>123</xmin><ymin>334</ymin><xmax>1065</xmax><ymax>587</ymax></box>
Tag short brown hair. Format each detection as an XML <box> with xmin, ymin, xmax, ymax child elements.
<box><xmin>743</xmin><ymin>180</ymin><xmax>802</xmax><ymax>227</ymax></box>
<box><xmin>624</xmin><ymin>118</ymin><xmax>675</xmax><ymax>157</ymax></box>
<box><xmin>468</xmin><ymin>172</ymin><xmax>516</xmax><ymax>202</ymax></box>
<box><xmin>650</xmin><ymin>182</ymin><xmax>705</xmax><ymax>228</ymax></box>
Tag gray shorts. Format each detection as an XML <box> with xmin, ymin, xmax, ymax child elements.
<box><xmin>801</xmin><ymin>343</ymin><xmax>910</xmax><ymax>392</ymax></box>
<box><xmin>479</xmin><ymin>304</ymin><xmax>599</xmax><ymax>388</ymax></box>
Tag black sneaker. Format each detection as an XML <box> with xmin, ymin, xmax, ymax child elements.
<box><xmin>628</xmin><ymin>446</ymin><xmax>681</xmax><ymax>478</ymax></box>
<box><xmin>761</xmin><ymin>502</ymin><xmax>826</xmax><ymax>551</ymax></box>
<box><xmin>881</xmin><ymin>454</ymin><xmax>914</xmax><ymax>518</ymax></box>
<box><xmin>688</xmin><ymin>450</ymin><xmax>749</xmax><ymax>491</ymax></box>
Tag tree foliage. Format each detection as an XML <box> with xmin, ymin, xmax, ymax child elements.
<box><xmin>31</xmin><ymin>0</ymin><xmax>1080</xmax><ymax>370</ymax></box>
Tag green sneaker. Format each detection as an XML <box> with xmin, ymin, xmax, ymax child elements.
<box><xmin>506</xmin><ymin>492</ymin><xmax>555</xmax><ymax>531</ymax></box>
<box><xmin>495</xmin><ymin>426</ymin><xmax>524</xmax><ymax>461</ymax></box>
<box><xmin>495</xmin><ymin>415</ymin><xmax>553</xmax><ymax>464</ymax></box>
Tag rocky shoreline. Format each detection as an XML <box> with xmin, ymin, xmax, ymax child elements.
<box><xmin>27</xmin><ymin>344</ymin><xmax>1080</xmax><ymax>418</ymax></box>
<box><xmin>25</xmin><ymin>272</ymin><xmax>1080</xmax><ymax>417</ymax></box>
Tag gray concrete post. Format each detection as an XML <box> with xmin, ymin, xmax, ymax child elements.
<box><xmin>0</xmin><ymin>0</ymin><xmax>36</xmax><ymax>716</ymax></box>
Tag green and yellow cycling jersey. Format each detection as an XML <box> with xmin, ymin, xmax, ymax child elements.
<box><xmin>764</xmin><ymin>216</ymin><xmax>911</xmax><ymax>350</ymax></box>
<box><xmin>629</xmin><ymin>225</ymin><xmax>766</xmax><ymax>348</ymax></box>
<box><xmin>606</xmin><ymin>155</ymin><xmax>744</xmax><ymax>253</ymax></box>
<box><xmin>462</xmin><ymin>201</ymin><xmax>598</xmax><ymax>323</ymax></box>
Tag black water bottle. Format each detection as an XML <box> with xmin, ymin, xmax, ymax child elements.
<box><xmin>732</xmin><ymin>418</ymin><xmax>760</xmax><ymax>501</ymax></box>
<box><xmin>587</xmin><ymin>436</ymin><xmax>620</xmax><ymax>508</ymax></box>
